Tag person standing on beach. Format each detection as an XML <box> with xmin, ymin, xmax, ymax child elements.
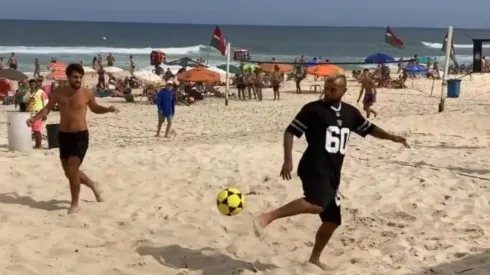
<box><xmin>27</xmin><ymin>63</ymin><xmax>118</xmax><ymax>214</ymax></box>
<box><xmin>246</xmin><ymin>69</ymin><xmax>257</xmax><ymax>100</ymax></box>
<box><xmin>106</xmin><ymin>53</ymin><xmax>115</xmax><ymax>67</ymax></box>
<box><xmin>357</xmin><ymin>69</ymin><xmax>378</xmax><ymax>118</ymax></box>
<box><xmin>253</xmin><ymin>74</ymin><xmax>409</xmax><ymax>270</ymax></box>
<box><xmin>236</xmin><ymin>67</ymin><xmax>247</xmax><ymax>100</ymax></box>
<box><xmin>0</xmin><ymin>57</ymin><xmax>4</xmax><ymax>70</ymax></box>
<box><xmin>33</xmin><ymin>58</ymin><xmax>41</xmax><ymax>79</ymax></box>
<box><xmin>25</xmin><ymin>79</ymin><xmax>49</xmax><ymax>149</ymax></box>
<box><xmin>129</xmin><ymin>55</ymin><xmax>135</xmax><ymax>75</ymax></box>
<box><xmin>156</xmin><ymin>80</ymin><xmax>176</xmax><ymax>138</ymax></box>
<box><xmin>255</xmin><ymin>67</ymin><xmax>264</xmax><ymax>101</ymax></box>
<box><xmin>271</xmin><ymin>65</ymin><xmax>281</xmax><ymax>100</ymax></box>
<box><xmin>8</xmin><ymin>53</ymin><xmax>18</xmax><ymax>70</ymax></box>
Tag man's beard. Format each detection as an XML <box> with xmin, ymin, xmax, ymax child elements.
<box><xmin>70</xmin><ymin>82</ymin><xmax>81</xmax><ymax>89</ymax></box>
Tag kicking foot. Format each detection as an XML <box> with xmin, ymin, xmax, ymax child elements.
<box><xmin>308</xmin><ymin>258</ymin><xmax>336</xmax><ymax>271</ymax></box>
<box><xmin>67</xmin><ymin>205</ymin><xmax>81</xmax><ymax>214</ymax></box>
<box><xmin>252</xmin><ymin>214</ymin><xmax>268</xmax><ymax>239</ymax></box>
<box><xmin>92</xmin><ymin>182</ymin><xmax>104</xmax><ymax>202</ymax></box>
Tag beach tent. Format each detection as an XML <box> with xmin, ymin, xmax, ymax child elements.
<box><xmin>365</xmin><ymin>53</ymin><xmax>394</xmax><ymax>64</ymax></box>
<box><xmin>165</xmin><ymin>57</ymin><xmax>202</xmax><ymax>68</ymax></box>
<box><xmin>418</xmin><ymin>56</ymin><xmax>435</xmax><ymax>63</ymax></box>
<box><xmin>404</xmin><ymin>65</ymin><xmax>426</xmax><ymax>73</ymax></box>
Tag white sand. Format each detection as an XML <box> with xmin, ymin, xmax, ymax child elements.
<box><xmin>0</xmin><ymin>74</ymin><xmax>490</xmax><ymax>274</ymax></box>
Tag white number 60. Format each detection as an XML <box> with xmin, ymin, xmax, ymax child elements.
<box><xmin>325</xmin><ymin>126</ymin><xmax>350</xmax><ymax>154</ymax></box>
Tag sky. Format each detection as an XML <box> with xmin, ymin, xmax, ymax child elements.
<box><xmin>2</xmin><ymin>0</ymin><xmax>490</xmax><ymax>28</ymax></box>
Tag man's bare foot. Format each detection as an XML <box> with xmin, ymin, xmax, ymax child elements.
<box><xmin>252</xmin><ymin>214</ymin><xmax>269</xmax><ymax>239</ymax></box>
<box><xmin>155</xmin><ymin>134</ymin><xmax>160</xmax><ymax>137</ymax></box>
<box><xmin>67</xmin><ymin>205</ymin><xmax>81</xmax><ymax>214</ymax></box>
<box><xmin>308</xmin><ymin>258</ymin><xmax>336</xmax><ymax>271</ymax></box>
<box><xmin>92</xmin><ymin>182</ymin><xmax>104</xmax><ymax>202</ymax></box>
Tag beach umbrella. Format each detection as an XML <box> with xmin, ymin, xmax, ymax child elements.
<box><xmin>133</xmin><ymin>70</ymin><xmax>162</xmax><ymax>83</ymax></box>
<box><xmin>177</xmin><ymin>67</ymin><xmax>220</xmax><ymax>83</ymax></box>
<box><xmin>404</xmin><ymin>65</ymin><xmax>427</xmax><ymax>73</ymax></box>
<box><xmin>0</xmin><ymin>69</ymin><xmax>28</xmax><ymax>81</ymax></box>
<box><xmin>418</xmin><ymin>56</ymin><xmax>434</xmax><ymax>63</ymax></box>
<box><xmin>260</xmin><ymin>63</ymin><xmax>293</xmax><ymax>73</ymax></box>
<box><xmin>46</xmin><ymin>70</ymin><xmax>67</xmax><ymax>81</ymax></box>
<box><xmin>243</xmin><ymin>64</ymin><xmax>258</xmax><ymax>72</ymax></box>
<box><xmin>48</xmin><ymin>62</ymin><xmax>67</xmax><ymax>71</ymax></box>
<box><xmin>217</xmin><ymin>64</ymin><xmax>240</xmax><ymax>74</ymax></box>
<box><xmin>365</xmin><ymin>53</ymin><xmax>395</xmax><ymax>64</ymax></box>
<box><xmin>104</xmin><ymin>66</ymin><xmax>124</xmax><ymax>73</ymax></box>
<box><xmin>306</xmin><ymin>64</ymin><xmax>345</xmax><ymax>77</ymax></box>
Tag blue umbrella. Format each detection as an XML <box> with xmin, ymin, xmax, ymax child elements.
<box><xmin>404</xmin><ymin>65</ymin><xmax>427</xmax><ymax>73</ymax></box>
<box><xmin>365</xmin><ymin>53</ymin><xmax>395</xmax><ymax>64</ymax></box>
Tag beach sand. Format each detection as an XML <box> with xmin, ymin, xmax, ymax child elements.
<box><xmin>0</xmin><ymin>74</ymin><xmax>490</xmax><ymax>274</ymax></box>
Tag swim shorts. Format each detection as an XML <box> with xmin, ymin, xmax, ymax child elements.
<box><xmin>158</xmin><ymin>113</ymin><xmax>173</xmax><ymax>124</ymax></box>
<box><xmin>30</xmin><ymin>119</ymin><xmax>43</xmax><ymax>132</ymax></box>
<box><xmin>363</xmin><ymin>94</ymin><xmax>375</xmax><ymax>105</ymax></box>
<box><xmin>299</xmin><ymin>171</ymin><xmax>342</xmax><ymax>225</ymax></box>
<box><xmin>58</xmin><ymin>130</ymin><xmax>89</xmax><ymax>163</ymax></box>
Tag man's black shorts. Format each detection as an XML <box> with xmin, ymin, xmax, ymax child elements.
<box><xmin>58</xmin><ymin>130</ymin><xmax>89</xmax><ymax>163</ymax></box>
<box><xmin>299</xmin><ymin>172</ymin><xmax>342</xmax><ymax>225</ymax></box>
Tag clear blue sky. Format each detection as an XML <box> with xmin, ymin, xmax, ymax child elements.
<box><xmin>3</xmin><ymin>0</ymin><xmax>490</xmax><ymax>28</ymax></box>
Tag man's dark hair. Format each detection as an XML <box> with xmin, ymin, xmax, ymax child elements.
<box><xmin>65</xmin><ymin>63</ymin><xmax>85</xmax><ymax>77</ymax></box>
<box><xmin>363</xmin><ymin>68</ymin><xmax>369</xmax><ymax>72</ymax></box>
<box><xmin>28</xmin><ymin>79</ymin><xmax>37</xmax><ymax>85</ymax></box>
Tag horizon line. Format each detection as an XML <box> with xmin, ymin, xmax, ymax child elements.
<box><xmin>0</xmin><ymin>18</ymin><xmax>479</xmax><ymax>30</ymax></box>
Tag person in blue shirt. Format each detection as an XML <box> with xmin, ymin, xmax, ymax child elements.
<box><xmin>156</xmin><ymin>80</ymin><xmax>176</xmax><ymax>137</ymax></box>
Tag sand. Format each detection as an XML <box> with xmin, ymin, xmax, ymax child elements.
<box><xmin>0</xmin><ymin>73</ymin><xmax>490</xmax><ymax>275</ymax></box>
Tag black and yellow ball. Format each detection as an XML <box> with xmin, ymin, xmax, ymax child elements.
<box><xmin>216</xmin><ymin>187</ymin><xmax>245</xmax><ymax>216</ymax></box>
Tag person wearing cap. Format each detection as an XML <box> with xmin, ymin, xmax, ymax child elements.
<box><xmin>156</xmin><ymin>80</ymin><xmax>176</xmax><ymax>137</ymax></box>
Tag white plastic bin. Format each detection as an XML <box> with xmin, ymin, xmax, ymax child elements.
<box><xmin>7</xmin><ymin>112</ymin><xmax>32</xmax><ymax>152</ymax></box>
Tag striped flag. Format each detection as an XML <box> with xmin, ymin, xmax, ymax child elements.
<box><xmin>385</xmin><ymin>26</ymin><xmax>404</xmax><ymax>48</ymax></box>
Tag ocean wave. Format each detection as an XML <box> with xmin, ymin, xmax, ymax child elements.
<box><xmin>421</xmin><ymin>41</ymin><xmax>490</xmax><ymax>49</ymax></box>
<box><xmin>0</xmin><ymin>45</ymin><xmax>209</xmax><ymax>55</ymax></box>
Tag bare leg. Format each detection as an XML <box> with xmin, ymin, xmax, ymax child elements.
<box><xmin>33</xmin><ymin>131</ymin><xmax>42</xmax><ymax>149</ymax></box>
<box><xmin>369</xmin><ymin>107</ymin><xmax>378</xmax><ymax>118</ymax></box>
<box><xmin>277</xmin><ymin>88</ymin><xmax>281</xmax><ymax>100</ymax></box>
<box><xmin>252</xmin><ymin>87</ymin><xmax>257</xmax><ymax>100</ymax></box>
<box><xmin>164</xmin><ymin>117</ymin><xmax>173</xmax><ymax>138</ymax></box>
<box><xmin>247</xmin><ymin>86</ymin><xmax>252</xmax><ymax>99</ymax></box>
<box><xmin>156</xmin><ymin>121</ymin><xmax>163</xmax><ymax>137</ymax></box>
<box><xmin>254</xmin><ymin>198</ymin><xmax>323</xmax><ymax>235</ymax></box>
<box><xmin>61</xmin><ymin>158</ymin><xmax>82</xmax><ymax>214</ymax></box>
<box><xmin>79</xmin><ymin>171</ymin><xmax>103</xmax><ymax>202</ymax></box>
<box><xmin>309</xmin><ymin>222</ymin><xmax>338</xmax><ymax>270</ymax></box>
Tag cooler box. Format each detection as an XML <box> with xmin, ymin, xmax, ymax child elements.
<box><xmin>46</xmin><ymin>123</ymin><xmax>60</xmax><ymax>149</ymax></box>
<box><xmin>447</xmin><ymin>79</ymin><xmax>461</xmax><ymax>98</ymax></box>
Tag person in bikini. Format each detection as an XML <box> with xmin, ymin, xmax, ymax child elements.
<box><xmin>357</xmin><ymin>69</ymin><xmax>378</xmax><ymax>118</ymax></box>
<box><xmin>27</xmin><ymin>63</ymin><xmax>119</xmax><ymax>214</ymax></box>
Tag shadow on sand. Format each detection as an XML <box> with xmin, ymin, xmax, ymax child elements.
<box><xmin>136</xmin><ymin>244</ymin><xmax>277</xmax><ymax>275</ymax></box>
<box><xmin>411</xmin><ymin>249</ymin><xmax>490</xmax><ymax>274</ymax></box>
<box><xmin>0</xmin><ymin>192</ymin><xmax>69</xmax><ymax>211</ymax></box>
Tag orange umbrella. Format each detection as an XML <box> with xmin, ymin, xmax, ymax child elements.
<box><xmin>306</xmin><ymin>64</ymin><xmax>344</xmax><ymax>77</ymax></box>
<box><xmin>260</xmin><ymin>63</ymin><xmax>293</xmax><ymax>73</ymax></box>
<box><xmin>177</xmin><ymin>67</ymin><xmax>220</xmax><ymax>83</ymax></box>
<box><xmin>46</xmin><ymin>70</ymin><xmax>67</xmax><ymax>80</ymax></box>
<box><xmin>48</xmin><ymin>62</ymin><xmax>67</xmax><ymax>71</ymax></box>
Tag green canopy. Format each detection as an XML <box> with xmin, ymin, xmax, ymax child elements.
<box><xmin>217</xmin><ymin>64</ymin><xmax>240</xmax><ymax>74</ymax></box>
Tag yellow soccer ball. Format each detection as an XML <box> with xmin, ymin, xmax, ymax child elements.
<box><xmin>216</xmin><ymin>187</ymin><xmax>246</xmax><ymax>216</ymax></box>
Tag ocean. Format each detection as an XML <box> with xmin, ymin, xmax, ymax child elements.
<box><xmin>2</xmin><ymin>19</ymin><xmax>490</xmax><ymax>72</ymax></box>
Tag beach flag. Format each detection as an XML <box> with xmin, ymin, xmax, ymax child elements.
<box><xmin>210</xmin><ymin>26</ymin><xmax>227</xmax><ymax>56</ymax></box>
<box><xmin>385</xmin><ymin>26</ymin><xmax>404</xmax><ymax>48</ymax></box>
<box><xmin>441</xmin><ymin>33</ymin><xmax>458</xmax><ymax>66</ymax></box>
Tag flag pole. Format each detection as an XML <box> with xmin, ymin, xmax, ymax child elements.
<box><xmin>225</xmin><ymin>42</ymin><xmax>231</xmax><ymax>106</ymax></box>
<box><xmin>439</xmin><ymin>25</ymin><xmax>453</xmax><ymax>113</ymax></box>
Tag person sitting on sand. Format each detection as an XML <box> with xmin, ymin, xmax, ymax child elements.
<box><xmin>156</xmin><ymin>81</ymin><xmax>176</xmax><ymax>138</ymax></box>
<box><xmin>253</xmin><ymin>74</ymin><xmax>409</xmax><ymax>271</ymax></box>
<box><xmin>357</xmin><ymin>69</ymin><xmax>378</xmax><ymax>118</ymax></box>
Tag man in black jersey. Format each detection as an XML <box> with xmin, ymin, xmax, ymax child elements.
<box><xmin>254</xmin><ymin>74</ymin><xmax>409</xmax><ymax>270</ymax></box>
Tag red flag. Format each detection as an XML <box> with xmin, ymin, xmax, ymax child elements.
<box><xmin>385</xmin><ymin>26</ymin><xmax>404</xmax><ymax>48</ymax></box>
<box><xmin>210</xmin><ymin>26</ymin><xmax>227</xmax><ymax>56</ymax></box>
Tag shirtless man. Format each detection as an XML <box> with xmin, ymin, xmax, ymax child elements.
<box><xmin>27</xmin><ymin>63</ymin><xmax>118</xmax><ymax>214</ymax></box>
<box><xmin>357</xmin><ymin>69</ymin><xmax>378</xmax><ymax>118</ymax></box>
<box><xmin>246</xmin><ymin>69</ymin><xmax>257</xmax><ymax>100</ymax></box>
<box><xmin>271</xmin><ymin>65</ymin><xmax>281</xmax><ymax>100</ymax></box>
<box><xmin>255</xmin><ymin>67</ymin><xmax>264</xmax><ymax>101</ymax></box>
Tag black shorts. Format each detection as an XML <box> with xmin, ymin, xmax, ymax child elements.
<box><xmin>300</xmin><ymin>172</ymin><xmax>342</xmax><ymax>225</ymax></box>
<box><xmin>272</xmin><ymin>85</ymin><xmax>280</xmax><ymax>91</ymax></box>
<box><xmin>58</xmin><ymin>130</ymin><xmax>89</xmax><ymax>163</ymax></box>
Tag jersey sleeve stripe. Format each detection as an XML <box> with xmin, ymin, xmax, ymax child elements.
<box><xmin>292</xmin><ymin>119</ymin><xmax>307</xmax><ymax>131</ymax></box>
<box><xmin>355</xmin><ymin>120</ymin><xmax>372</xmax><ymax>134</ymax></box>
<box><xmin>289</xmin><ymin>122</ymin><xmax>305</xmax><ymax>133</ymax></box>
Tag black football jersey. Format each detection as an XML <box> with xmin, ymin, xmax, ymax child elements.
<box><xmin>286</xmin><ymin>100</ymin><xmax>375</xmax><ymax>188</ymax></box>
